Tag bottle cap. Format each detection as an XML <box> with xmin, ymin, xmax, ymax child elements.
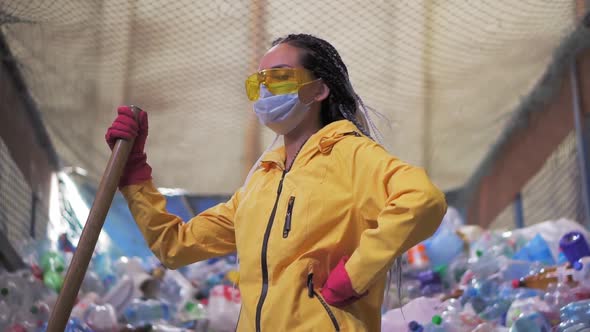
<box><xmin>432</xmin><ymin>315</ymin><xmax>443</xmax><ymax>325</ymax></box>
<box><xmin>573</xmin><ymin>261</ymin><xmax>583</xmax><ymax>271</ymax></box>
<box><xmin>559</xmin><ymin>231</ymin><xmax>590</xmax><ymax>265</ymax></box>
<box><xmin>476</xmin><ymin>249</ymin><xmax>483</xmax><ymax>258</ymax></box>
<box><xmin>511</xmin><ymin>279</ymin><xmax>521</xmax><ymax>288</ymax></box>
<box><xmin>408</xmin><ymin>321</ymin><xmax>420</xmax><ymax>330</ymax></box>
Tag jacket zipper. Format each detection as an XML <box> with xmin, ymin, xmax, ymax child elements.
<box><xmin>255</xmin><ymin>170</ymin><xmax>287</xmax><ymax>332</ymax></box>
<box><xmin>234</xmin><ymin>305</ymin><xmax>242</xmax><ymax>332</ymax></box>
<box><xmin>282</xmin><ymin>196</ymin><xmax>296</xmax><ymax>238</ymax></box>
<box><xmin>307</xmin><ymin>273</ymin><xmax>341</xmax><ymax>331</ymax></box>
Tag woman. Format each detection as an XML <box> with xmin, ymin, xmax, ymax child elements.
<box><xmin>106</xmin><ymin>34</ymin><xmax>447</xmax><ymax>332</ymax></box>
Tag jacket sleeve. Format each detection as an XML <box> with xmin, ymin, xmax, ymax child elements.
<box><xmin>344</xmin><ymin>141</ymin><xmax>447</xmax><ymax>294</ymax></box>
<box><xmin>121</xmin><ymin>180</ymin><xmax>237</xmax><ymax>269</ymax></box>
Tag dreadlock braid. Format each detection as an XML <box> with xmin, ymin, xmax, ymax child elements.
<box><xmin>272</xmin><ymin>34</ymin><xmax>370</xmax><ymax>136</ymax></box>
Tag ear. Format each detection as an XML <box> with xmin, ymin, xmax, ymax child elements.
<box><xmin>298</xmin><ymin>79</ymin><xmax>330</xmax><ymax>104</ymax></box>
<box><xmin>314</xmin><ymin>80</ymin><xmax>330</xmax><ymax>103</ymax></box>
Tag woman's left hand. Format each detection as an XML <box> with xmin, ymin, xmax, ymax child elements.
<box><xmin>321</xmin><ymin>256</ymin><xmax>367</xmax><ymax>307</ymax></box>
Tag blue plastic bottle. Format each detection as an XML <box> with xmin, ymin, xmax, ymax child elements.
<box><xmin>123</xmin><ymin>299</ymin><xmax>171</xmax><ymax>326</ymax></box>
<box><xmin>557</xmin><ymin>300</ymin><xmax>590</xmax><ymax>332</ymax></box>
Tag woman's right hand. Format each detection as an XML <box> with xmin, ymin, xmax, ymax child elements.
<box><xmin>105</xmin><ymin>106</ymin><xmax>152</xmax><ymax>187</ymax></box>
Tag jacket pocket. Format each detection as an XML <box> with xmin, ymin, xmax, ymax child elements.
<box><xmin>282</xmin><ymin>196</ymin><xmax>296</xmax><ymax>238</ymax></box>
<box><xmin>307</xmin><ymin>273</ymin><xmax>340</xmax><ymax>331</ymax></box>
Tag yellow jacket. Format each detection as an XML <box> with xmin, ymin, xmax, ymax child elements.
<box><xmin>121</xmin><ymin>120</ymin><xmax>447</xmax><ymax>332</ymax></box>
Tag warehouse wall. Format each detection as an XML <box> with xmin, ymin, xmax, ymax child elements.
<box><xmin>0</xmin><ymin>33</ymin><xmax>58</xmax><ymax>269</ymax></box>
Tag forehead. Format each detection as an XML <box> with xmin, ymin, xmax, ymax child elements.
<box><xmin>258</xmin><ymin>43</ymin><xmax>303</xmax><ymax>71</ymax></box>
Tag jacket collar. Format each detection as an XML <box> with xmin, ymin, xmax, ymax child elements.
<box><xmin>260</xmin><ymin>120</ymin><xmax>362</xmax><ymax>171</ymax></box>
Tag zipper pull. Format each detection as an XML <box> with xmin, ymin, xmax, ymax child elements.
<box><xmin>307</xmin><ymin>273</ymin><xmax>314</xmax><ymax>298</ymax></box>
<box><xmin>343</xmin><ymin>131</ymin><xmax>361</xmax><ymax>137</ymax></box>
<box><xmin>283</xmin><ymin>196</ymin><xmax>295</xmax><ymax>238</ymax></box>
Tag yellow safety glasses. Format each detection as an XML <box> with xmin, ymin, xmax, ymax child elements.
<box><xmin>245</xmin><ymin>68</ymin><xmax>315</xmax><ymax>101</ymax></box>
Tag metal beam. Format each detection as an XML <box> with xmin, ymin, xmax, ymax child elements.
<box><xmin>243</xmin><ymin>0</ymin><xmax>266</xmax><ymax>180</ymax></box>
<box><xmin>514</xmin><ymin>193</ymin><xmax>525</xmax><ymax>229</ymax></box>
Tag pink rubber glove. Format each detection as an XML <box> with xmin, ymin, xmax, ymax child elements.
<box><xmin>105</xmin><ymin>106</ymin><xmax>152</xmax><ymax>187</ymax></box>
<box><xmin>321</xmin><ymin>256</ymin><xmax>366</xmax><ymax>307</ymax></box>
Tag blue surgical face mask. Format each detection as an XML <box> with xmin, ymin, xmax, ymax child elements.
<box><xmin>253</xmin><ymin>85</ymin><xmax>312</xmax><ymax>135</ymax></box>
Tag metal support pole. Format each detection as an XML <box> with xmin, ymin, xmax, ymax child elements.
<box><xmin>570</xmin><ymin>62</ymin><xmax>590</xmax><ymax>228</ymax></box>
<box><xmin>513</xmin><ymin>192</ymin><xmax>525</xmax><ymax>229</ymax></box>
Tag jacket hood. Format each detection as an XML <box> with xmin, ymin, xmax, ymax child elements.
<box><xmin>260</xmin><ymin>120</ymin><xmax>363</xmax><ymax>171</ymax></box>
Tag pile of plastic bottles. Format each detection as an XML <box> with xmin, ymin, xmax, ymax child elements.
<box><xmin>382</xmin><ymin>211</ymin><xmax>590</xmax><ymax>332</ymax></box>
<box><xmin>3</xmin><ymin>207</ymin><xmax>590</xmax><ymax>332</ymax></box>
<box><xmin>0</xmin><ymin>233</ymin><xmax>241</xmax><ymax>332</ymax></box>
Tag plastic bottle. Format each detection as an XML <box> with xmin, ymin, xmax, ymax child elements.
<box><xmin>510</xmin><ymin>312</ymin><xmax>552</xmax><ymax>332</ymax></box>
<box><xmin>512</xmin><ymin>266</ymin><xmax>567</xmax><ymax>290</ymax></box>
<box><xmin>39</xmin><ymin>318</ymin><xmax>94</xmax><ymax>332</ymax></box>
<box><xmin>557</xmin><ymin>300</ymin><xmax>590</xmax><ymax>332</ymax></box>
<box><xmin>123</xmin><ymin>299</ymin><xmax>171</xmax><ymax>326</ymax></box>
<box><xmin>418</xmin><ymin>269</ymin><xmax>443</xmax><ymax>296</ymax></box>
<box><xmin>500</xmin><ymin>260</ymin><xmax>535</xmax><ymax>280</ymax></box>
<box><xmin>407</xmin><ymin>244</ymin><xmax>431</xmax><ymax>270</ymax></box>
<box><xmin>423</xmin><ymin>315</ymin><xmax>448</xmax><ymax>332</ymax></box>
<box><xmin>71</xmin><ymin>292</ymin><xmax>100</xmax><ymax>320</ymax></box>
<box><xmin>425</xmin><ymin>229</ymin><xmax>465</xmax><ymax>268</ymax></box>
<box><xmin>158</xmin><ymin>269</ymin><xmax>194</xmax><ymax>311</ymax></box>
<box><xmin>85</xmin><ymin>303</ymin><xmax>118</xmax><ymax>331</ymax></box>
<box><xmin>82</xmin><ymin>271</ymin><xmax>106</xmax><ymax>295</ymax></box>
<box><xmin>478</xmin><ymin>298</ymin><xmax>511</xmax><ymax>324</ymax></box>
<box><xmin>40</xmin><ymin>252</ymin><xmax>66</xmax><ymax>292</ymax></box>
<box><xmin>176</xmin><ymin>300</ymin><xmax>207</xmax><ymax>322</ymax></box>
<box><xmin>512</xmin><ymin>234</ymin><xmax>556</xmax><ymax>266</ymax></box>
<box><xmin>505</xmin><ymin>297</ymin><xmax>549</xmax><ymax>328</ymax></box>
<box><xmin>447</xmin><ymin>255</ymin><xmax>469</xmax><ymax>286</ymax></box>
<box><xmin>544</xmin><ymin>282</ymin><xmax>576</xmax><ymax>315</ymax></box>
<box><xmin>0</xmin><ymin>272</ymin><xmax>31</xmax><ymax>307</ymax></box>
<box><xmin>572</xmin><ymin>257</ymin><xmax>590</xmax><ymax>287</ymax></box>
<box><xmin>102</xmin><ymin>275</ymin><xmax>136</xmax><ymax>317</ymax></box>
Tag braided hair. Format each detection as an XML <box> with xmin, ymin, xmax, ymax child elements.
<box><xmin>272</xmin><ymin>34</ymin><xmax>372</xmax><ymax>137</ymax></box>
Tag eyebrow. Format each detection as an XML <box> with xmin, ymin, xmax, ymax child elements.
<box><xmin>270</xmin><ymin>64</ymin><xmax>293</xmax><ymax>69</ymax></box>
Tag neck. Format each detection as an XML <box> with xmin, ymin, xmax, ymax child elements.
<box><xmin>284</xmin><ymin>120</ymin><xmax>322</xmax><ymax>170</ymax></box>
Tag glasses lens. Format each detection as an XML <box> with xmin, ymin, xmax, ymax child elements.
<box><xmin>245</xmin><ymin>68</ymin><xmax>313</xmax><ymax>101</ymax></box>
<box><xmin>245</xmin><ymin>74</ymin><xmax>260</xmax><ymax>101</ymax></box>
